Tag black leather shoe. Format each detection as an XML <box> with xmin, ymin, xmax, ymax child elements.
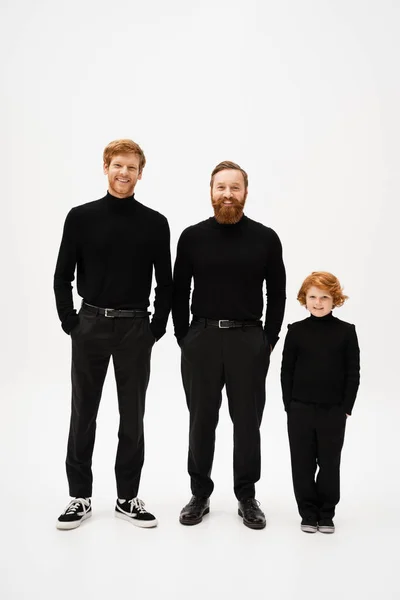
<box><xmin>238</xmin><ymin>498</ymin><xmax>266</xmax><ymax>530</ymax></box>
<box><xmin>179</xmin><ymin>496</ymin><xmax>210</xmax><ymax>525</ymax></box>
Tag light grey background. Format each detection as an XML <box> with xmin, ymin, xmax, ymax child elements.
<box><xmin>1</xmin><ymin>1</ymin><xmax>398</xmax><ymax>599</ymax></box>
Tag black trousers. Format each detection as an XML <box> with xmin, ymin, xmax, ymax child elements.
<box><xmin>287</xmin><ymin>401</ymin><xmax>347</xmax><ymax>520</ymax></box>
<box><xmin>181</xmin><ymin>321</ymin><xmax>270</xmax><ymax>500</ymax></box>
<box><xmin>66</xmin><ymin>306</ymin><xmax>155</xmax><ymax>499</ymax></box>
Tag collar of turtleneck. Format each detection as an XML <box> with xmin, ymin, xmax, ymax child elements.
<box><xmin>309</xmin><ymin>312</ymin><xmax>334</xmax><ymax>322</ymax></box>
<box><xmin>106</xmin><ymin>191</ymin><xmax>135</xmax><ymax>203</ymax></box>
<box><xmin>209</xmin><ymin>214</ymin><xmax>248</xmax><ymax>229</ymax></box>
<box><xmin>105</xmin><ymin>191</ymin><xmax>137</xmax><ymax>211</ymax></box>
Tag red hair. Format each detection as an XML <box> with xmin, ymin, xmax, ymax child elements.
<box><xmin>297</xmin><ymin>271</ymin><xmax>349</xmax><ymax>308</ymax></box>
<box><xmin>103</xmin><ymin>139</ymin><xmax>146</xmax><ymax>173</ymax></box>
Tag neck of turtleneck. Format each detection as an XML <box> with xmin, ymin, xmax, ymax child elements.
<box><xmin>105</xmin><ymin>191</ymin><xmax>137</xmax><ymax>212</ymax></box>
<box><xmin>309</xmin><ymin>312</ymin><xmax>334</xmax><ymax>322</ymax></box>
<box><xmin>210</xmin><ymin>214</ymin><xmax>248</xmax><ymax>229</ymax></box>
<box><xmin>106</xmin><ymin>191</ymin><xmax>135</xmax><ymax>202</ymax></box>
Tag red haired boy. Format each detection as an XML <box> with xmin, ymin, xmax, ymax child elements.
<box><xmin>281</xmin><ymin>272</ymin><xmax>360</xmax><ymax>533</ymax></box>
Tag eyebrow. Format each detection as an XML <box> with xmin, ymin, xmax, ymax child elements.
<box><xmin>112</xmin><ymin>162</ymin><xmax>137</xmax><ymax>168</ymax></box>
<box><xmin>215</xmin><ymin>181</ymin><xmax>242</xmax><ymax>186</ymax></box>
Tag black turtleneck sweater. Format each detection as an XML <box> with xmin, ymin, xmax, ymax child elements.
<box><xmin>54</xmin><ymin>192</ymin><xmax>172</xmax><ymax>339</ymax></box>
<box><xmin>280</xmin><ymin>312</ymin><xmax>360</xmax><ymax>415</ymax></box>
<box><xmin>172</xmin><ymin>215</ymin><xmax>286</xmax><ymax>347</ymax></box>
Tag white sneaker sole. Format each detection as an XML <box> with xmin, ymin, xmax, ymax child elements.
<box><xmin>115</xmin><ymin>510</ymin><xmax>158</xmax><ymax>528</ymax></box>
<box><xmin>318</xmin><ymin>525</ymin><xmax>335</xmax><ymax>534</ymax></box>
<box><xmin>301</xmin><ymin>524</ymin><xmax>317</xmax><ymax>533</ymax></box>
<box><xmin>56</xmin><ymin>512</ymin><xmax>92</xmax><ymax>530</ymax></box>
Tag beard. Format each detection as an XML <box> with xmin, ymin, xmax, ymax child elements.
<box><xmin>212</xmin><ymin>197</ymin><xmax>245</xmax><ymax>224</ymax></box>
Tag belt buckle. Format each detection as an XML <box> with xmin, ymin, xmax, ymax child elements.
<box><xmin>104</xmin><ymin>308</ymin><xmax>114</xmax><ymax>318</ymax></box>
<box><xmin>218</xmin><ymin>320</ymin><xmax>230</xmax><ymax>328</ymax></box>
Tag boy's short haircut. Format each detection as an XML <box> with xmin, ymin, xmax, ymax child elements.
<box><xmin>103</xmin><ymin>139</ymin><xmax>146</xmax><ymax>173</ymax></box>
<box><xmin>297</xmin><ymin>271</ymin><xmax>349</xmax><ymax>308</ymax></box>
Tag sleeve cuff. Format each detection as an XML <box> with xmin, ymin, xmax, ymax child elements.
<box><xmin>62</xmin><ymin>313</ymin><xmax>79</xmax><ymax>335</ymax></box>
<box><xmin>150</xmin><ymin>323</ymin><xmax>166</xmax><ymax>341</ymax></box>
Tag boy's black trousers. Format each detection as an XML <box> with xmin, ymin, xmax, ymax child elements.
<box><xmin>180</xmin><ymin>320</ymin><xmax>270</xmax><ymax>501</ymax></box>
<box><xmin>66</xmin><ymin>306</ymin><xmax>155</xmax><ymax>499</ymax></box>
<box><xmin>287</xmin><ymin>401</ymin><xmax>347</xmax><ymax>520</ymax></box>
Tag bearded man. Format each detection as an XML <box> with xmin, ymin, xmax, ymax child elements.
<box><xmin>172</xmin><ymin>161</ymin><xmax>286</xmax><ymax>529</ymax></box>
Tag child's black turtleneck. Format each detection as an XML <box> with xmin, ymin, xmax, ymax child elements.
<box><xmin>281</xmin><ymin>312</ymin><xmax>360</xmax><ymax>415</ymax></box>
<box><xmin>54</xmin><ymin>192</ymin><xmax>172</xmax><ymax>339</ymax></box>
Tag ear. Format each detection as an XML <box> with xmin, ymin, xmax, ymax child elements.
<box><xmin>138</xmin><ymin>170</ymin><xmax>143</xmax><ymax>180</ymax></box>
<box><xmin>103</xmin><ymin>162</ymin><xmax>108</xmax><ymax>175</ymax></box>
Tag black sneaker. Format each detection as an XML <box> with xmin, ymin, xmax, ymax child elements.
<box><xmin>301</xmin><ymin>517</ymin><xmax>318</xmax><ymax>533</ymax></box>
<box><xmin>318</xmin><ymin>518</ymin><xmax>335</xmax><ymax>534</ymax></box>
<box><xmin>56</xmin><ymin>498</ymin><xmax>92</xmax><ymax>530</ymax></box>
<box><xmin>115</xmin><ymin>498</ymin><xmax>158</xmax><ymax>528</ymax></box>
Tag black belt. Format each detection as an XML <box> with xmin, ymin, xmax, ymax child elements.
<box><xmin>82</xmin><ymin>302</ymin><xmax>149</xmax><ymax>318</ymax></box>
<box><xmin>193</xmin><ymin>317</ymin><xmax>262</xmax><ymax>329</ymax></box>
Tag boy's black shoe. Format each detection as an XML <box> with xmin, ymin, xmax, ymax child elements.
<box><xmin>238</xmin><ymin>498</ymin><xmax>266</xmax><ymax>530</ymax></box>
<box><xmin>115</xmin><ymin>498</ymin><xmax>158</xmax><ymax>528</ymax></box>
<box><xmin>56</xmin><ymin>498</ymin><xmax>92</xmax><ymax>530</ymax></box>
<box><xmin>179</xmin><ymin>496</ymin><xmax>210</xmax><ymax>525</ymax></box>
<box><xmin>318</xmin><ymin>518</ymin><xmax>335</xmax><ymax>534</ymax></box>
<box><xmin>300</xmin><ymin>517</ymin><xmax>318</xmax><ymax>533</ymax></box>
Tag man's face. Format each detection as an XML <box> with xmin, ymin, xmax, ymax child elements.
<box><xmin>305</xmin><ymin>286</ymin><xmax>334</xmax><ymax>317</ymax></box>
<box><xmin>103</xmin><ymin>152</ymin><xmax>142</xmax><ymax>198</ymax></box>
<box><xmin>211</xmin><ymin>169</ymin><xmax>247</xmax><ymax>224</ymax></box>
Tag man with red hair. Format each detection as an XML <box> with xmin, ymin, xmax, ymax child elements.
<box><xmin>54</xmin><ymin>139</ymin><xmax>172</xmax><ymax>529</ymax></box>
<box><xmin>173</xmin><ymin>161</ymin><xmax>286</xmax><ymax>529</ymax></box>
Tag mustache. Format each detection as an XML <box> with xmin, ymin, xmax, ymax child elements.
<box><xmin>211</xmin><ymin>197</ymin><xmax>243</xmax><ymax>208</ymax></box>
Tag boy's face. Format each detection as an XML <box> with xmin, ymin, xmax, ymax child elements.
<box><xmin>305</xmin><ymin>286</ymin><xmax>333</xmax><ymax>317</ymax></box>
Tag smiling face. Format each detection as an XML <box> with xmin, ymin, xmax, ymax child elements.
<box><xmin>103</xmin><ymin>152</ymin><xmax>142</xmax><ymax>198</ymax></box>
<box><xmin>211</xmin><ymin>169</ymin><xmax>247</xmax><ymax>224</ymax></box>
<box><xmin>305</xmin><ymin>286</ymin><xmax>334</xmax><ymax>317</ymax></box>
